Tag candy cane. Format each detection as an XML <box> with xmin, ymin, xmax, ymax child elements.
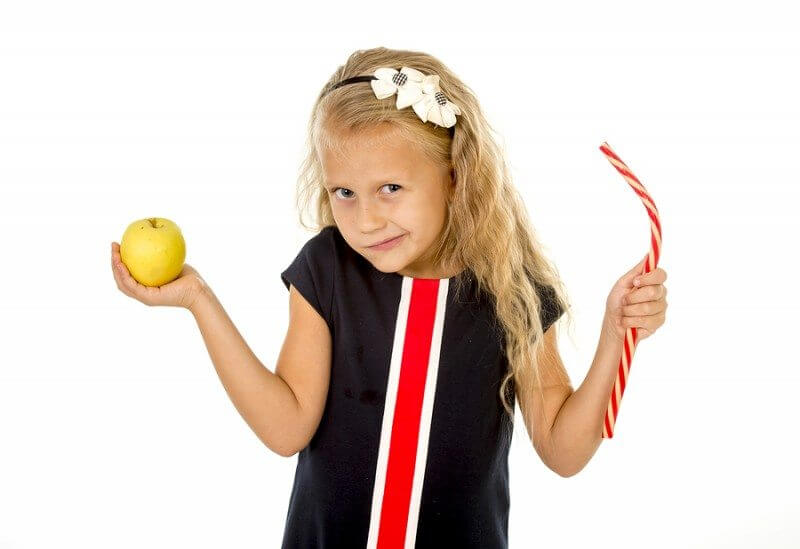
<box><xmin>598</xmin><ymin>142</ymin><xmax>662</xmax><ymax>438</ymax></box>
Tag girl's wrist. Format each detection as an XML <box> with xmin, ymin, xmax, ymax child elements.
<box><xmin>187</xmin><ymin>280</ymin><xmax>214</xmax><ymax>315</ymax></box>
<box><xmin>600</xmin><ymin>311</ymin><xmax>624</xmax><ymax>348</ymax></box>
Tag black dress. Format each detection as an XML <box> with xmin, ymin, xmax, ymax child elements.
<box><xmin>279</xmin><ymin>225</ymin><xmax>564</xmax><ymax>549</ymax></box>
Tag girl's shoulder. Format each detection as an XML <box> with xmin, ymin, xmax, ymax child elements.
<box><xmin>279</xmin><ymin>225</ymin><xmax>342</xmax><ymax>333</ymax></box>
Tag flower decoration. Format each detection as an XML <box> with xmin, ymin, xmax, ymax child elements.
<box><xmin>370</xmin><ymin>66</ymin><xmax>462</xmax><ymax>129</ymax></box>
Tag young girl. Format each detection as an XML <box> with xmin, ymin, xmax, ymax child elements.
<box><xmin>110</xmin><ymin>47</ymin><xmax>668</xmax><ymax>548</ymax></box>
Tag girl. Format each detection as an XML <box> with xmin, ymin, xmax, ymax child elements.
<box><xmin>110</xmin><ymin>47</ymin><xmax>668</xmax><ymax>548</ymax></box>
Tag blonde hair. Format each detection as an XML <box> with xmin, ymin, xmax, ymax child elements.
<box><xmin>292</xmin><ymin>46</ymin><xmax>576</xmax><ymax>439</ymax></box>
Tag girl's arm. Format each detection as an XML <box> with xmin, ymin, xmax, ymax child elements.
<box><xmin>548</xmin><ymin>265</ymin><xmax>668</xmax><ymax>476</ymax></box>
<box><xmin>112</xmin><ymin>240</ymin><xmax>324</xmax><ymax>457</ymax></box>
<box><xmin>189</xmin><ymin>284</ymin><xmax>308</xmax><ymax>457</ymax></box>
<box><xmin>546</xmin><ymin>322</ymin><xmax>622</xmax><ymax>476</ymax></box>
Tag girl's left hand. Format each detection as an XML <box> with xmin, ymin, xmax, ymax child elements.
<box><xmin>604</xmin><ymin>255</ymin><xmax>668</xmax><ymax>343</ymax></box>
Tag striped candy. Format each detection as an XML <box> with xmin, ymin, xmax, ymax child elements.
<box><xmin>598</xmin><ymin>142</ymin><xmax>662</xmax><ymax>439</ymax></box>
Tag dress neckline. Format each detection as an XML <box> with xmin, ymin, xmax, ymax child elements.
<box><xmin>394</xmin><ymin>271</ymin><xmax>466</xmax><ymax>281</ymax></box>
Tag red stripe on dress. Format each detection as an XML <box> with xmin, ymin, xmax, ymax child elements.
<box><xmin>376</xmin><ymin>279</ymin><xmax>440</xmax><ymax>549</ymax></box>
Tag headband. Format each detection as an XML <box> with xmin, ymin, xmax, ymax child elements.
<box><xmin>321</xmin><ymin>66</ymin><xmax>462</xmax><ymax>130</ymax></box>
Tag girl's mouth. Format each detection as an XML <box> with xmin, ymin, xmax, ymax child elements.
<box><xmin>369</xmin><ymin>234</ymin><xmax>405</xmax><ymax>251</ymax></box>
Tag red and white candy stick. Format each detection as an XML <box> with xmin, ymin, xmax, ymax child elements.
<box><xmin>598</xmin><ymin>142</ymin><xmax>662</xmax><ymax>438</ymax></box>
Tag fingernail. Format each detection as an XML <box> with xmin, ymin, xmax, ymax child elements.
<box><xmin>634</xmin><ymin>277</ymin><xmax>641</xmax><ymax>286</ymax></box>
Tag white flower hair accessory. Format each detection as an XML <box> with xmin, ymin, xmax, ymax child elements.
<box><xmin>321</xmin><ymin>66</ymin><xmax>462</xmax><ymax>129</ymax></box>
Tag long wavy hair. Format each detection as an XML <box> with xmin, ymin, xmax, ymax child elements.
<box><xmin>292</xmin><ymin>46</ymin><xmax>576</xmax><ymax>437</ymax></box>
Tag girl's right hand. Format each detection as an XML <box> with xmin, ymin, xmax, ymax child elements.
<box><xmin>111</xmin><ymin>241</ymin><xmax>206</xmax><ymax>310</ymax></box>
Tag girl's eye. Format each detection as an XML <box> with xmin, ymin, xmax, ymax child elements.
<box><xmin>332</xmin><ymin>183</ymin><xmax>401</xmax><ymax>200</ymax></box>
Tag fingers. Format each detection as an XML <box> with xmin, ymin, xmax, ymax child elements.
<box><xmin>624</xmin><ymin>282</ymin><xmax>667</xmax><ymax>303</ymax></box>
<box><xmin>619</xmin><ymin>266</ymin><xmax>668</xmax><ymax>339</ymax></box>
<box><xmin>634</xmin><ymin>266</ymin><xmax>667</xmax><ymax>287</ymax></box>
<box><xmin>111</xmin><ymin>246</ymin><xmax>132</xmax><ymax>292</ymax></box>
<box><xmin>621</xmin><ymin>310</ymin><xmax>665</xmax><ymax>335</ymax></box>
<box><xmin>628</xmin><ymin>267</ymin><xmax>667</xmax><ymax>306</ymax></box>
<box><xmin>111</xmin><ymin>242</ymin><xmax>149</xmax><ymax>303</ymax></box>
<box><xmin>111</xmin><ymin>242</ymin><xmax>127</xmax><ymax>279</ymax></box>
<box><xmin>622</xmin><ymin>298</ymin><xmax>665</xmax><ymax>318</ymax></box>
<box><xmin>622</xmin><ymin>255</ymin><xmax>649</xmax><ymax>287</ymax></box>
<box><xmin>622</xmin><ymin>287</ymin><xmax>668</xmax><ymax>326</ymax></box>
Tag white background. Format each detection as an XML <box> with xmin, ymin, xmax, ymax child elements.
<box><xmin>1</xmin><ymin>1</ymin><xmax>798</xmax><ymax>547</ymax></box>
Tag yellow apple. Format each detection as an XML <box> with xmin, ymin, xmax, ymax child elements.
<box><xmin>120</xmin><ymin>217</ymin><xmax>186</xmax><ymax>287</ymax></box>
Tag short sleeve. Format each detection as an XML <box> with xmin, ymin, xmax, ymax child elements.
<box><xmin>536</xmin><ymin>283</ymin><xmax>564</xmax><ymax>334</ymax></box>
<box><xmin>280</xmin><ymin>229</ymin><xmax>335</xmax><ymax>332</ymax></box>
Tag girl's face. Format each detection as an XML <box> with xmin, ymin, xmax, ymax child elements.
<box><xmin>319</xmin><ymin>123</ymin><xmax>456</xmax><ymax>279</ymax></box>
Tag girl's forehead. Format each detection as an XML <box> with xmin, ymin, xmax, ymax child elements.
<box><xmin>321</xmin><ymin>123</ymin><xmax>410</xmax><ymax>153</ymax></box>
<box><xmin>320</xmin><ymin>147</ymin><xmax>413</xmax><ymax>186</ymax></box>
<box><xmin>320</xmin><ymin>132</ymin><xmax>422</xmax><ymax>171</ymax></box>
<box><xmin>316</xmin><ymin>122</ymin><xmax>445</xmax><ymax>181</ymax></box>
